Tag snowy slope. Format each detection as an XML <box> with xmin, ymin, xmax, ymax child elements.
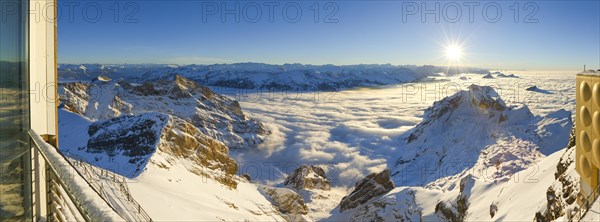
<box><xmin>331</xmin><ymin>146</ymin><xmax>572</xmax><ymax>221</ymax></box>
<box><xmin>58</xmin><ymin>108</ymin><xmax>300</xmax><ymax>221</ymax></box>
<box><xmin>127</xmin><ymin>163</ymin><xmax>289</xmax><ymax>221</ymax></box>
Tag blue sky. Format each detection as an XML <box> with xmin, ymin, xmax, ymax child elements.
<box><xmin>58</xmin><ymin>1</ymin><xmax>599</xmax><ymax>70</ymax></box>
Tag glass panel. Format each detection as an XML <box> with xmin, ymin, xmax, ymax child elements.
<box><xmin>0</xmin><ymin>0</ymin><xmax>31</xmax><ymax>221</ymax></box>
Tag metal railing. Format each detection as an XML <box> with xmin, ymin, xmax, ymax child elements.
<box><xmin>28</xmin><ymin>129</ymin><xmax>152</xmax><ymax>221</ymax></box>
<box><xmin>29</xmin><ymin>130</ymin><xmax>98</xmax><ymax>221</ymax></box>
<box><xmin>67</xmin><ymin>156</ymin><xmax>153</xmax><ymax>221</ymax></box>
<box><xmin>569</xmin><ymin>183</ymin><xmax>600</xmax><ymax>222</ymax></box>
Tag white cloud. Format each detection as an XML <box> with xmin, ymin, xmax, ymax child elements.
<box><xmin>226</xmin><ymin>71</ymin><xmax>576</xmax><ymax>187</ymax></box>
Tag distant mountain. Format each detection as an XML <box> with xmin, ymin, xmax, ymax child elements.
<box><xmin>59</xmin><ymin>75</ymin><xmax>268</xmax><ymax>150</ymax></box>
<box><xmin>58</xmin><ymin>64</ymin><xmax>172</xmax><ymax>82</ymax></box>
<box><xmin>58</xmin><ymin>63</ymin><xmax>490</xmax><ymax>90</ymax></box>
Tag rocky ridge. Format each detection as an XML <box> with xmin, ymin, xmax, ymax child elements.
<box><xmin>284</xmin><ymin>165</ymin><xmax>331</xmax><ymax>191</ymax></box>
<box><xmin>394</xmin><ymin>85</ymin><xmax>572</xmax><ymax>187</ymax></box>
<box><xmin>339</xmin><ymin>169</ymin><xmax>395</xmax><ymax>212</ymax></box>
<box><xmin>63</xmin><ymin>112</ymin><xmax>239</xmax><ymax>188</ymax></box>
<box><xmin>59</xmin><ymin>75</ymin><xmax>268</xmax><ymax>150</ymax></box>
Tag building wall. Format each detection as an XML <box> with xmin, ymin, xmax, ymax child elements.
<box><xmin>29</xmin><ymin>0</ymin><xmax>57</xmax><ymax>140</ymax></box>
<box><xmin>29</xmin><ymin>0</ymin><xmax>57</xmax><ymax>219</ymax></box>
<box><xmin>576</xmin><ymin>74</ymin><xmax>600</xmax><ymax>198</ymax></box>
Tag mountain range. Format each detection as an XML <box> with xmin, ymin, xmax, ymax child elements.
<box><xmin>58</xmin><ymin>63</ymin><xmax>490</xmax><ymax>90</ymax></box>
<box><xmin>57</xmin><ymin>70</ymin><xmax>576</xmax><ymax>221</ymax></box>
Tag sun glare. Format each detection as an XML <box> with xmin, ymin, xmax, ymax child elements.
<box><xmin>446</xmin><ymin>45</ymin><xmax>462</xmax><ymax>61</ymax></box>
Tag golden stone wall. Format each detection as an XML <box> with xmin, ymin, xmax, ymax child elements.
<box><xmin>576</xmin><ymin>74</ymin><xmax>600</xmax><ymax>197</ymax></box>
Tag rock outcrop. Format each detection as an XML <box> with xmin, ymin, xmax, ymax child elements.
<box><xmin>157</xmin><ymin>116</ymin><xmax>238</xmax><ymax>188</ymax></box>
<box><xmin>339</xmin><ymin>169</ymin><xmax>395</xmax><ymax>212</ymax></box>
<box><xmin>59</xmin><ymin>75</ymin><xmax>269</xmax><ymax>150</ymax></box>
<box><xmin>259</xmin><ymin>186</ymin><xmax>309</xmax><ymax>221</ymax></box>
<box><xmin>86</xmin><ymin>113</ymin><xmax>168</xmax><ymax>166</ymax></box>
<box><xmin>435</xmin><ymin>175</ymin><xmax>473</xmax><ymax>222</ymax></box>
<box><xmin>284</xmin><ymin>165</ymin><xmax>331</xmax><ymax>191</ymax></box>
<box><xmin>535</xmin><ymin>126</ymin><xmax>579</xmax><ymax>221</ymax></box>
<box><xmin>496</xmin><ymin>73</ymin><xmax>518</xmax><ymax>78</ymax></box>
<box><xmin>482</xmin><ymin>74</ymin><xmax>494</xmax><ymax>79</ymax></box>
<box><xmin>66</xmin><ymin>112</ymin><xmax>239</xmax><ymax>188</ymax></box>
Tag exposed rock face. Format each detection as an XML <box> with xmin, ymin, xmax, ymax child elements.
<box><xmin>83</xmin><ymin>113</ymin><xmax>168</xmax><ymax>177</ymax></box>
<box><xmin>60</xmin><ymin>82</ymin><xmax>90</xmax><ymax>115</ymax></box>
<box><xmin>535</xmin><ymin>126</ymin><xmax>579</xmax><ymax>221</ymax></box>
<box><xmin>59</xmin><ymin>75</ymin><xmax>268</xmax><ymax>150</ymax></box>
<box><xmin>566</xmin><ymin>126</ymin><xmax>576</xmax><ymax>149</ymax></box>
<box><xmin>435</xmin><ymin>176</ymin><xmax>473</xmax><ymax>222</ymax></box>
<box><xmin>157</xmin><ymin>116</ymin><xmax>238</xmax><ymax>188</ymax></box>
<box><xmin>284</xmin><ymin>165</ymin><xmax>331</xmax><ymax>191</ymax></box>
<box><xmin>259</xmin><ymin>186</ymin><xmax>309</xmax><ymax>221</ymax></box>
<box><xmin>67</xmin><ymin>112</ymin><xmax>239</xmax><ymax>188</ymax></box>
<box><xmin>86</xmin><ymin>113</ymin><xmax>169</xmax><ymax>173</ymax></box>
<box><xmin>339</xmin><ymin>169</ymin><xmax>395</xmax><ymax>212</ymax></box>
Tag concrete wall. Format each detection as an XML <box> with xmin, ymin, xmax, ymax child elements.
<box><xmin>29</xmin><ymin>0</ymin><xmax>57</xmax><ymax>140</ymax></box>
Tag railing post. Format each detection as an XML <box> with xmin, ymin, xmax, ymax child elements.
<box><xmin>45</xmin><ymin>162</ymin><xmax>53</xmax><ymax>221</ymax></box>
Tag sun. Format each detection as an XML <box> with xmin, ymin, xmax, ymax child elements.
<box><xmin>446</xmin><ymin>45</ymin><xmax>462</xmax><ymax>61</ymax></box>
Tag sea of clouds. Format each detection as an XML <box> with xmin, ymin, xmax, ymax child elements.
<box><xmin>215</xmin><ymin>71</ymin><xmax>576</xmax><ymax>187</ymax></box>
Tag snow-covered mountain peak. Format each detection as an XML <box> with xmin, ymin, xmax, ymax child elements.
<box><xmin>59</xmin><ymin>63</ymin><xmax>491</xmax><ymax>90</ymax></box>
<box><xmin>464</xmin><ymin>84</ymin><xmax>506</xmax><ymax>110</ymax></box>
<box><xmin>394</xmin><ymin>84</ymin><xmax>571</xmax><ymax>187</ymax></box>
<box><xmin>406</xmin><ymin>85</ymin><xmax>521</xmax><ymax>144</ymax></box>
<box><xmin>284</xmin><ymin>165</ymin><xmax>331</xmax><ymax>191</ymax></box>
<box><xmin>59</xmin><ymin>75</ymin><xmax>268</xmax><ymax>150</ymax></box>
<box><xmin>61</xmin><ymin>110</ymin><xmax>240</xmax><ymax>188</ymax></box>
<box><xmin>429</xmin><ymin>85</ymin><xmax>506</xmax><ymax>118</ymax></box>
<box><xmin>91</xmin><ymin>75</ymin><xmax>112</xmax><ymax>83</ymax></box>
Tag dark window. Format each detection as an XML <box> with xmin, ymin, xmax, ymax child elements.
<box><xmin>0</xmin><ymin>0</ymin><xmax>31</xmax><ymax>220</ymax></box>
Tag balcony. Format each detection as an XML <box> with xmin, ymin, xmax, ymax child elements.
<box><xmin>24</xmin><ymin>129</ymin><xmax>152</xmax><ymax>221</ymax></box>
